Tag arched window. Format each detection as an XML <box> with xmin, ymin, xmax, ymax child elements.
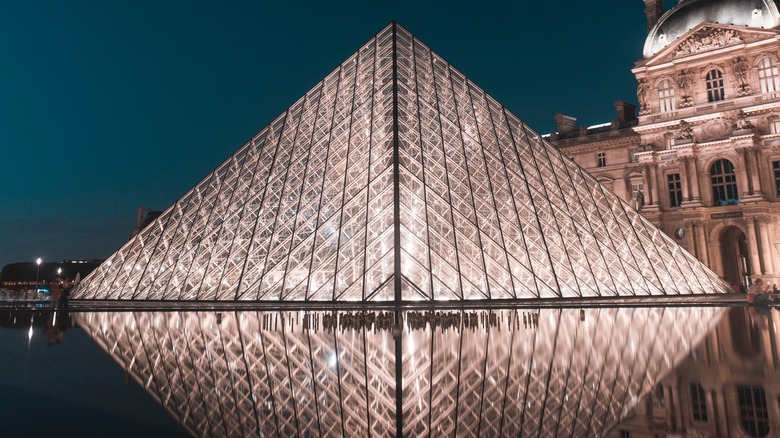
<box><xmin>737</xmin><ymin>385</ymin><xmax>770</xmax><ymax>437</ymax></box>
<box><xmin>757</xmin><ymin>57</ymin><xmax>780</xmax><ymax>93</ymax></box>
<box><xmin>710</xmin><ymin>159</ymin><xmax>738</xmax><ymax>206</ymax></box>
<box><xmin>658</xmin><ymin>79</ymin><xmax>676</xmax><ymax>112</ymax></box>
<box><xmin>706</xmin><ymin>69</ymin><xmax>725</xmax><ymax>102</ymax></box>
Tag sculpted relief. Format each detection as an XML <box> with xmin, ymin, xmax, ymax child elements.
<box><xmin>674</xmin><ymin>28</ymin><xmax>743</xmax><ymax>58</ymax></box>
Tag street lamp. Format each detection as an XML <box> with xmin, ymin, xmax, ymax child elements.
<box><xmin>35</xmin><ymin>258</ymin><xmax>42</xmax><ymax>291</ymax></box>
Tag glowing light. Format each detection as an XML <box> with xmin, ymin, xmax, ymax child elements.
<box><xmin>71</xmin><ymin>22</ymin><xmax>731</xmax><ymax>303</ymax></box>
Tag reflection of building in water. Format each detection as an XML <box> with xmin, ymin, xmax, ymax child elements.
<box><xmin>611</xmin><ymin>307</ymin><xmax>780</xmax><ymax>437</ymax></box>
<box><xmin>75</xmin><ymin>307</ymin><xmax>720</xmax><ymax>437</ymax></box>
<box><xmin>551</xmin><ymin>0</ymin><xmax>780</xmax><ymax>290</ymax></box>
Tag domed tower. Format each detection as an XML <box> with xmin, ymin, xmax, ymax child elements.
<box><xmin>553</xmin><ymin>0</ymin><xmax>780</xmax><ymax>291</ymax></box>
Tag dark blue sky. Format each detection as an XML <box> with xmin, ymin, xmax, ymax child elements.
<box><xmin>0</xmin><ymin>1</ymin><xmax>671</xmax><ymax>268</ymax></box>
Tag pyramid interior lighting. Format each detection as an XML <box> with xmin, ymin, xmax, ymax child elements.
<box><xmin>72</xmin><ymin>22</ymin><xmax>732</xmax><ymax>302</ymax></box>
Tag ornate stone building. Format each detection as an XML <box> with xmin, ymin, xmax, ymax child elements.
<box><xmin>552</xmin><ymin>0</ymin><xmax>780</xmax><ymax>290</ymax></box>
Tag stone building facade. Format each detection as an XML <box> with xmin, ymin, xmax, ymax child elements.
<box><xmin>552</xmin><ymin>0</ymin><xmax>780</xmax><ymax>290</ymax></box>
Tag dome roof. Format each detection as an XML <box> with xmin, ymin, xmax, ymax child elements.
<box><xmin>643</xmin><ymin>0</ymin><xmax>780</xmax><ymax>57</ymax></box>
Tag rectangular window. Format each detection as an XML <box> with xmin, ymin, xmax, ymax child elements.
<box><xmin>706</xmin><ymin>70</ymin><xmax>725</xmax><ymax>102</ymax></box>
<box><xmin>774</xmin><ymin>161</ymin><xmax>780</xmax><ymax>196</ymax></box>
<box><xmin>630</xmin><ymin>147</ymin><xmax>639</xmax><ymax>163</ymax></box>
<box><xmin>631</xmin><ymin>183</ymin><xmax>644</xmax><ymax>196</ymax></box>
<box><xmin>658</xmin><ymin>79</ymin><xmax>676</xmax><ymax>113</ymax></box>
<box><xmin>690</xmin><ymin>383</ymin><xmax>708</xmax><ymax>421</ymax></box>
<box><xmin>737</xmin><ymin>385</ymin><xmax>769</xmax><ymax>437</ymax></box>
<box><xmin>667</xmin><ymin>173</ymin><xmax>683</xmax><ymax>208</ymax></box>
<box><xmin>597</xmin><ymin>152</ymin><xmax>606</xmax><ymax>168</ymax></box>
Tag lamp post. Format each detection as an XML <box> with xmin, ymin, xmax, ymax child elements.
<box><xmin>35</xmin><ymin>258</ymin><xmax>42</xmax><ymax>291</ymax></box>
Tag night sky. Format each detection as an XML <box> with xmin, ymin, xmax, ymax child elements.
<box><xmin>0</xmin><ymin>1</ymin><xmax>675</xmax><ymax>268</ymax></box>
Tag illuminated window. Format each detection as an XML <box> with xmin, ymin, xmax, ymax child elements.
<box><xmin>667</xmin><ymin>173</ymin><xmax>682</xmax><ymax>208</ymax></box>
<box><xmin>773</xmin><ymin>161</ymin><xmax>780</xmax><ymax>195</ymax></box>
<box><xmin>770</xmin><ymin>117</ymin><xmax>780</xmax><ymax>134</ymax></box>
<box><xmin>706</xmin><ymin>69</ymin><xmax>725</xmax><ymax>102</ymax></box>
<box><xmin>758</xmin><ymin>57</ymin><xmax>780</xmax><ymax>93</ymax></box>
<box><xmin>658</xmin><ymin>79</ymin><xmax>676</xmax><ymax>112</ymax></box>
<box><xmin>710</xmin><ymin>159</ymin><xmax>738</xmax><ymax>206</ymax></box>
<box><xmin>631</xmin><ymin>182</ymin><xmax>644</xmax><ymax>209</ymax></box>
<box><xmin>597</xmin><ymin>152</ymin><xmax>606</xmax><ymax>168</ymax></box>
<box><xmin>690</xmin><ymin>383</ymin><xmax>708</xmax><ymax>421</ymax></box>
<box><xmin>737</xmin><ymin>385</ymin><xmax>769</xmax><ymax>437</ymax></box>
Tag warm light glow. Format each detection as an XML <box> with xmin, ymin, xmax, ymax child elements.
<box><xmin>75</xmin><ymin>307</ymin><xmax>722</xmax><ymax>437</ymax></box>
<box><xmin>71</xmin><ymin>22</ymin><xmax>731</xmax><ymax>303</ymax></box>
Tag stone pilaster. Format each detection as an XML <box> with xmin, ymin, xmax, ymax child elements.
<box><xmin>679</xmin><ymin>156</ymin><xmax>691</xmax><ymax>201</ymax></box>
<box><xmin>745</xmin><ymin>216</ymin><xmax>762</xmax><ymax>276</ymax></box>
<box><xmin>734</xmin><ymin>148</ymin><xmax>751</xmax><ymax>198</ymax></box>
<box><xmin>693</xmin><ymin>220</ymin><xmax>710</xmax><ymax>267</ymax></box>
<box><xmin>757</xmin><ymin>216</ymin><xmax>775</xmax><ymax>275</ymax></box>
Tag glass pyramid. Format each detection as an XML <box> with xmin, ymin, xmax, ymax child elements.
<box><xmin>73</xmin><ymin>22</ymin><xmax>732</xmax><ymax>302</ymax></box>
<box><xmin>75</xmin><ymin>307</ymin><xmax>723</xmax><ymax>436</ymax></box>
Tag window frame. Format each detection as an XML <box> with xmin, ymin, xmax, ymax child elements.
<box><xmin>758</xmin><ymin>57</ymin><xmax>780</xmax><ymax>94</ymax></box>
<box><xmin>773</xmin><ymin>160</ymin><xmax>780</xmax><ymax>196</ymax></box>
<box><xmin>667</xmin><ymin>172</ymin><xmax>683</xmax><ymax>208</ymax></box>
<box><xmin>657</xmin><ymin>78</ymin><xmax>676</xmax><ymax>112</ymax></box>
<box><xmin>706</xmin><ymin>69</ymin><xmax>725</xmax><ymax>102</ymax></box>
<box><xmin>710</xmin><ymin>159</ymin><xmax>739</xmax><ymax>206</ymax></box>
<box><xmin>597</xmin><ymin>151</ymin><xmax>606</xmax><ymax>168</ymax></box>
<box><xmin>690</xmin><ymin>383</ymin><xmax>708</xmax><ymax>422</ymax></box>
<box><xmin>737</xmin><ymin>385</ymin><xmax>770</xmax><ymax>437</ymax></box>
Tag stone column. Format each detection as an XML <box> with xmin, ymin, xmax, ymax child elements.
<box><xmin>713</xmin><ymin>389</ymin><xmax>728</xmax><ymax>438</ymax></box>
<box><xmin>642</xmin><ymin>164</ymin><xmax>654</xmax><ymax>206</ymax></box>
<box><xmin>650</xmin><ymin>163</ymin><xmax>659</xmax><ymax>206</ymax></box>
<box><xmin>694</xmin><ymin>221</ymin><xmax>710</xmax><ymax>267</ymax></box>
<box><xmin>701</xmin><ymin>171</ymin><xmax>712</xmax><ymax>205</ymax></box>
<box><xmin>758</xmin><ymin>216</ymin><xmax>774</xmax><ymax>275</ymax></box>
<box><xmin>745</xmin><ymin>216</ymin><xmax>762</xmax><ymax>276</ymax></box>
<box><xmin>685</xmin><ymin>221</ymin><xmax>696</xmax><ymax>256</ymax></box>
<box><xmin>751</xmin><ymin>147</ymin><xmax>764</xmax><ymax>195</ymax></box>
<box><xmin>734</xmin><ymin>148</ymin><xmax>752</xmax><ymax>196</ymax></box>
<box><xmin>690</xmin><ymin>156</ymin><xmax>702</xmax><ymax>202</ymax></box>
<box><xmin>680</xmin><ymin>157</ymin><xmax>691</xmax><ymax>201</ymax></box>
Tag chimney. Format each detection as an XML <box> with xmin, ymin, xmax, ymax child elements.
<box><xmin>643</xmin><ymin>0</ymin><xmax>664</xmax><ymax>31</ymax></box>
<box><xmin>614</xmin><ymin>101</ymin><xmax>637</xmax><ymax>127</ymax></box>
<box><xmin>130</xmin><ymin>206</ymin><xmax>145</xmax><ymax>239</ymax></box>
<box><xmin>554</xmin><ymin>113</ymin><xmax>577</xmax><ymax>135</ymax></box>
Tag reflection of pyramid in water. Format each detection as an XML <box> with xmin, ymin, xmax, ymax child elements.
<box><xmin>75</xmin><ymin>308</ymin><xmax>723</xmax><ymax>436</ymax></box>
<box><xmin>74</xmin><ymin>22</ymin><xmax>731</xmax><ymax>301</ymax></box>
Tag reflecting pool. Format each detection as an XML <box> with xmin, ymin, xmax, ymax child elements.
<box><xmin>2</xmin><ymin>305</ymin><xmax>778</xmax><ymax>437</ymax></box>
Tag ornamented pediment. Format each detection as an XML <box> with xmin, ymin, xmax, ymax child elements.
<box><xmin>674</xmin><ymin>27</ymin><xmax>743</xmax><ymax>58</ymax></box>
<box><xmin>639</xmin><ymin>24</ymin><xmax>780</xmax><ymax>67</ymax></box>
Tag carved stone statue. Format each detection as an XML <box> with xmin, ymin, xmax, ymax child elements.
<box><xmin>733</xmin><ymin>110</ymin><xmax>753</xmax><ymax>130</ymax></box>
<box><xmin>732</xmin><ymin>56</ymin><xmax>751</xmax><ymax>95</ymax></box>
<box><xmin>676</xmin><ymin>120</ymin><xmax>694</xmax><ymax>141</ymax></box>
<box><xmin>637</xmin><ymin>78</ymin><xmax>650</xmax><ymax>113</ymax></box>
<box><xmin>676</xmin><ymin>69</ymin><xmax>694</xmax><ymax>107</ymax></box>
